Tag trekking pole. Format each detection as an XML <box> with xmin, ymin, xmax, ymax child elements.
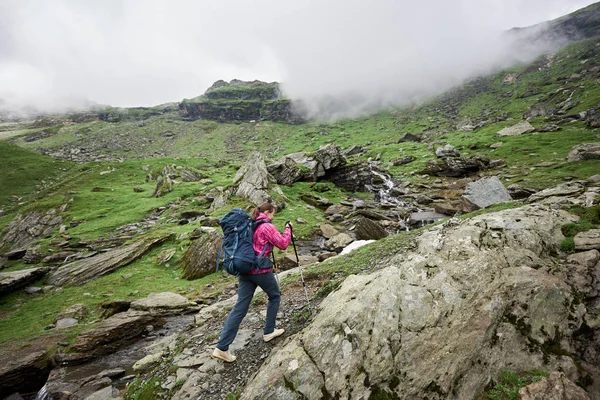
<box><xmin>288</xmin><ymin>222</ymin><xmax>310</xmax><ymax>308</ymax></box>
<box><xmin>271</xmin><ymin>250</ymin><xmax>280</xmax><ymax>287</ymax></box>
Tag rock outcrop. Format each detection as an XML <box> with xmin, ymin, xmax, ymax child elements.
<box><xmin>0</xmin><ymin>267</ymin><xmax>49</xmax><ymax>296</ymax></box>
<box><xmin>0</xmin><ymin>205</ymin><xmax>67</xmax><ymax>256</ymax></box>
<box><xmin>234</xmin><ymin>152</ymin><xmax>275</xmax><ymax>206</ymax></box>
<box><xmin>568</xmin><ymin>142</ymin><xmax>600</xmax><ymax>161</ymax></box>
<box><xmin>423</xmin><ymin>155</ymin><xmax>491</xmax><ymax>177</ymax></box>
<box><xmin>55</xmin><ymin>311</ymin><xmax>162</xmax><ymax>365</ymax></box>
<box><xmin>181</xmin><ymin>229</ymin><xmax>222</xmax><ymax>280</ymax></box>
<box><xmin>267</xmin><ymin>144</ymin><xmax>347</xmax><ymax>185</ymax></box>
<box><xmin>497</xmin><ymin>121</ymin><xmax>536</xmax><ymax>136</ymax></box>
<box><xmin>241</xmin><ymin>204</ymin><xmax>600</xmax><ymax>399</ymax></box>
<box><xmin>178</xmin><ymin>80</ymin><xmax>301</xmax><ymax>123</ymax></box>
<box><xmin>48</xmin><ymin>233</ymin><xmax>171</xmax><ymax>286</ymax></box>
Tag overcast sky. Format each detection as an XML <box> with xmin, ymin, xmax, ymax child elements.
<box><xmin>0</xmin><ymin>0</ymin><xmax>597</xmax><ymax>116</ymax></box>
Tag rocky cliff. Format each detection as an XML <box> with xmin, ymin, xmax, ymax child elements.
<box><xmin>179</xmin><ymin>79</ymin><xmax>302</xmax><ymax>123</ymax></box>
<box><xmin>240</xmin><ymin>203</ymin><xmax>600</xmax><ymax>399</ymax></box>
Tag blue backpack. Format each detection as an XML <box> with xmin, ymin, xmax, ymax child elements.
<box><xmin>216</xmin><ymin>208</ymin><xmax>272</xmax><ymax>276</ymax></box>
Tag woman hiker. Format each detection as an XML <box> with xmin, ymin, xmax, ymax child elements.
<box><xmin>212</xmin><ymin>202</ymin><xmax>292</xmax><ymax>362</ymax></box>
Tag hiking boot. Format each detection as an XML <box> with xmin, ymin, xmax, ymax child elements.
<box><xmin>212</xmin><ymin>348</ymin><xmax>236</xmax><ymax>362</ymax></box>
<box><xmin>263</xmin><ymin>328</ymin><xmax>285</xmax><ymax>342</ymax></box>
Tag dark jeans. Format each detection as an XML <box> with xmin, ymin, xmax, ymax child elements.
<box><xmin>216</xmin><ymin>271</ymin><xmax>281</xmax><ymax>351</ymax></box>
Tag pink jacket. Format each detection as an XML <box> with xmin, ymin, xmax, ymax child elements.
<box><xmin>251</xmin><ymin>212</ymin><xmax>292</xmax><ymax>274</ymax></box>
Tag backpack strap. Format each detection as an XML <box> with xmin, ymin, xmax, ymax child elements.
<box><xmin>253</xmin><ymin>219</ymin><xmax>274</xmax><ymax>259</ymax></box>
<box><xmin>215</xmin><ymin>241</ymin><xmax>224</xmax><ymax>273</ymax></box>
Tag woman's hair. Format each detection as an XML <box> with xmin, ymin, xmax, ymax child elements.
<box><xmin>251</xmin><ymin>202</ymin><xmax>276</xmax><ymax>220</ymax></box>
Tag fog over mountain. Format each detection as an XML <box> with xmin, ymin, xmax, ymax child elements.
<box><xmin>0</xmin><ymin>0</ymin><xmax>597</xmax><ymax>118</ymax></box>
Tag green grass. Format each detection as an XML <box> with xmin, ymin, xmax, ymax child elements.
<box><xmin>2</xmin><ymin>32</ymin><xmax>600</xmax><ymax>356</ymax></box>
<box><xmin>0</xmin><ymin>141</ymin><xmax>74</xmax><ymax>210</ymax></box>
<box><xmin>0</xmin><ymin>241</ymin><xmax>236</xmax><ymax>345</ymax></box>
<box><xmin>477</xmin><ymin>370</ymin><xmax>549</xmax><ymax>400</ymax></box>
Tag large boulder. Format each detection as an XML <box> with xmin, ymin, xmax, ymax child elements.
<box><xmin>354</xmin><ymin>217</ymin><xmax>389</xmax><ymax>240</ymax></box>
<box><xmin>268</xmin><ymin>144</ymin><xmax>346</xmax><ymax>185</ymax></box>
<box><xmin>527</xmin><ymin>182</ymin><xmax>585</xmax><ymax>203</ymax></box>
<box><xmin>423</xmin><ymin>155</ymin><xmax>491</xmax><ymax>177</ymax></box>
<box><xmin>241</xmin><ymin>204</ymin><xmax>600</xmax><ymax>399</ymax></box>
<box><xmin>0</xmin><ymin>267</ymin><xmax>49</xmax><ymax>296</ymax></box>
<box><xmin>322</xmin><ymin>163</ymin><xmax>387</xmax><ymax>192</ymax></box>
<box><xmin>0</xmin><ymin>343</ymin><xmax>53</xmax><ymax>398</ymax></box>
<box><xmin>497</xmin><ymin>121</ymin><xmax>535</xmax><ymax>136</ymax></box>
<box><xmin>48</xmin><ymin>233</ymin><xmax>171</xmax><ymax>287</ymax></box>
<box><xmin>130</xmin><ymin>292</ymin><xmax>200</xmax><ymax>315</ymax></box>
<box><xmin>435</xmin><ymin>144</ymin><xmax>460</xmax><ymax>158</ymax></box>
<box><xmin>567</xmin><ymin>143</ymin><xmax>600</xmax><ymax>161</ymax></box>
<box><xmin>181</xmin><ymin>229</ymin><xmax>222</xmax><ymax>280</ymax></box>
<box><xmin>461</xmin><ymin>176</ymin><xmax>512</xmax><ymax>211</ymax></box>
<box><xmin>57</xmin><ymin>311</ymin><xmax>162</xmax><ymax>365</ymax></box>
<box><xmin>234</xmin><ymin>152</ymin><xmax>274</xmax><ymax>206</ymax></box>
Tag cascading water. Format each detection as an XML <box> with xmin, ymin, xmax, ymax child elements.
<box><xmin>364</xmin><ymin>162</ymin><xmax>411</xmax><ymax>208</ymax></box>
<box><xmin>34</xmin><ymin>384</ymin><xmax>49</xmax><ymax>400</ymax></box>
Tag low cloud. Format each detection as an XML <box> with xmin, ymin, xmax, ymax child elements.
<box><xmin>0</xmin><ymin>0</ymin><xmax>595</xmax><ymax>118</ymax></box>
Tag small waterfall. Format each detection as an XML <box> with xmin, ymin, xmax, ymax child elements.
<box><xmin>364</xmin><ymin>162</ymin><xmax>409</xmax><ymax>207</ymax></box>
<box><xmin>35</xmin><ymin>384</ymin><xmax>49</xmax><ymax>400</ymax></box>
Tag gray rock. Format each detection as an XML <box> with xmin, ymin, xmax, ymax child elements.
<box><xmin>0</xmin><ymin>267</ymin><xmax>49</xmax><ymax>296</ymax></box>
<box><xmin>157</xmin><ymin>248</ymin><xmax>176</xmax><ymax>265</ymax></box>
<box><xmin>354</xmin><ymin>217</ymin><xmax>388</xmax><ymax>240</ymax></box>
<box><xmin>574</xmin><ymin>229</ymin><xmax>600</xmax><ymax>251</ymax></box>
<box><xmin>325</xmin><ymin>233</ymin><xmax>353</xmax><ymax>252</ymax></box>
<box><xmin>60</xmin><ymin>311</ymin><xmax>161</xmax><ymax>363</ymax></box>
<box><xmin>462</xmin><ymin>176</ymin><xmax>512</xmax><ymax>211</ymax></box>
<box><xmin>390</xmin><ymin>156</ymin><xmax>416</xmax><ymax>166</ymax></box>
<box><xmin>507</xmin><ymin>184</ymin><xmax>537</xmax><ymax>199</ymax></box>
<box><xmin>528</xmin><ymin>182</ymin><xmax>585</xmax><ymax>203</ymax></box>
<box><xmin>130</xmin><ymin>292</ymin><xmax>199</xmax><ymax>315</ymax></box>
<box><xmin>497</xmin><ymin>121</ymin><xmax>535</xmax><ymax>136</ymax></box>
<box><xmin>409</xmin><ymin>211</ymin><xmax>448</xmax><ymax>226</ymax></box>
<box><xmin>435</xmin><ymin>144</ymin><xmax>460</xmax><ymax>158</ymax></box>
<box><xmin>48</xmin><ymin>233</ymin><xmax>170</xmax><ymax>286</ymax></box>
<box><xmin>0</xmin><ymin>205</ymin><xmax>66</xmax><ymax>255</ymax></box>
<box><xmin>519</xmin><ymin>371</ymin><xmax>591</xmax><ymax>400</ymax></box>
<box><xmin>54</xmin><ymin>303</ymin><xmax>87</xmax><ymax>323</ymax></box>
<box><xmin>423</xmin><ymin>155</ymin><xmax>491</xmax><ymax>177</ymax></box>
<box><xmin>568</xmin><ymin>143</ymin><xmax>600</xmax><ymax>161</ymax></box>
<box><xmin>83</xmin><ymin>386</ymin><xmax>121</xmax><ymax>400</ymax></box>
<box><xmin>24</xmin><ymin>286</ymin><xmax>43</xmax><ymax>294</ymax></box>
<box><xmin>181</xmin><ymin>230</ymin><xmax>222</xmax><ymax>280</ymax></box>
<box><xmin>241</xmin><ymin>204</ymin><xmax>593</xmax><ymax>399</ymax></box>
<box><xmin>23</xmin><ymin>247</ymin><xmax>43</xmax><ymax>264</ymax></box>
<box><xmin>318</xmin><ymin>224</ymin><xmax>339</xmax><ymax>239</ymax></box>
<box><xmin>152</xmin><ymin>175</ymin><xmax>174</xmax><ymax>197</ymax></box>
<box><xmin>0</xmin><ymin>347</ymin><xmax>51</xmax><ymax>399</ymax></box>
<box><xmin>55</xmin><ymin>318</ymin><xmax>79</xmax><ymax>329</ymax></box>
<box><xmin>133</xmin><ymin>353</ymin><xmax>163</xmax><ymax>372</ymax></box>
<box><xmin>234</xmin><ymin>152</ymin><xmax>274</xmax><ymax>206</ymax></box>
<box><xmin>268</xmin><ymin>144</ymin><xmax>346</xmax><ymax>185</ymax></box>
<box><xmin>325</xmin><ymin>204</ymin><xmax>352</xmax><ymax>216</ymax></box>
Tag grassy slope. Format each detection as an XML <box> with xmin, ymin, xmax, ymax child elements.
<box><xmin>0</xmin><ymin>37</ymin><xmax>599</xmax><ymax>350</ymax></box>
